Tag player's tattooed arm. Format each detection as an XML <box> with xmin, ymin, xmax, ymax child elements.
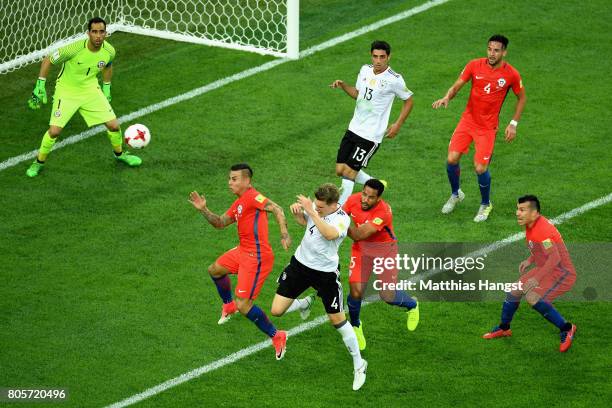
<box><xmin>188</xmin><ymin>191</ymin><xmax>234</xmax><ymax>229</ymax></box>
<box><xmin>264</xmin><ymin>200</ymin><xmax>292</xmax><ymax>250</ymax></box>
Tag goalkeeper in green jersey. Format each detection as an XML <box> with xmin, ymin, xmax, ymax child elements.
<box><xmin>26</xmin><ymin>16</ymin><xmax>141</xmax><ymax>177</ymax></box>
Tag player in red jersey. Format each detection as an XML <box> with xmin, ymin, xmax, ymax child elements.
<box><xmin>483</xmin><ymin>195</ymin><xmax>577</xmax><ymax>352</ymax></box>
<box><xmin>189</xmin><ymin>163</ymin><xmax>292</xmax><ymax>359</ymax></box>
<box><xmin>433</xmin><ymin>35</ymin><xmax>527</xmax><ymax>222</ymax></box>
<box><xmin>342</xmin><ymin>179</ymin><xmax>419</xmax><ymax>350</ymax></box>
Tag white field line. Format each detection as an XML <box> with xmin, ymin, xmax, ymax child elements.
<box><xmin>0</xmin><ymin>0</ymin><xmax>451</xmax><ymax>173</ymax></box>
<box><xmin>103</xmin><ymin>187</ymin><xmax>612</xmax><ymax>404</ymax></box>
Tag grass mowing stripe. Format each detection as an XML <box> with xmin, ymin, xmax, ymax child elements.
<box><xmin>0</xmin><ymin>0</ymin><xmax>451</xmax><ymax>173</ymax></box>
<box><xmin>104</xmin><ymin>192</ymin><xmax>612</xmax><ymax>408</ymax></box>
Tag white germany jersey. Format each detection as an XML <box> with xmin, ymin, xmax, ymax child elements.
<box><xmin>348</xmin><ymin>64</ymin><xmax>413</xmax><ymax>143</ymax></box>
<box><xmin>294</xmin><ymin>205</ymin><xmax>350</xmax><ymax>272</ymax></box>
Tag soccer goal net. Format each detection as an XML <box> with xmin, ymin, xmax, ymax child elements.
<box><xmin>0</xmin><ymin>0</ymin><xmax>299</xmax><ymax>74</ymax></box>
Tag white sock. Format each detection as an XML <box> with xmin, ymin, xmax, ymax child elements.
<box><xmin>336</xmin><ymin>320</ymin><xmax>363</xmax><ymax>369</ymax></box>
<box><xmin>355</xmin><ymin>170</ymin><xmax>372</xmax><ymax>185</ymax></box>
<box><xmin>286</xmin><ymin>298</ymin><xmax>308</xmax><ymax>314</ymax></box>
<box><xmin>339</xmin><ymin>178</ymin><xmax>355</xmax><ymax>205</ymax></box>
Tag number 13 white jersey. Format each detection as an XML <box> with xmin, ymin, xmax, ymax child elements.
<box><xmin>348</xmin><ymin>64</ymin><xmax>413</xmax><ymax>144</ymax></box>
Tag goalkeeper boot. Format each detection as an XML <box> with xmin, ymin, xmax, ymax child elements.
<box><xmin>559</xmin><ymin>324</ymin><xmax>576</xmax><ymax>352</ymax></box>
<box><xmin>482</xmin><ymin>326</ymin><xmax>512</xmax><ymax>339</ymax></box>
<box><xmin>116</xmin><ymin>151</ymin><xmax>142</xmax><ymax>167</ymax></box>
<box><xmin>26</xmin><ymin>161</ymin><xmax>44</xmax><ymax>178</ymax></box>
<box><xmin>272</xmin><ymin>330</ymin><xmax>287</xmax><ymax>360</ymax></box>
<box><xmin>441</xmin><ymin>189</ymin><xmax>465</xmax><ymax>214</ymax></box>
<box><xmin>299</xmin><ymin>294</ymin><xmax>315</xmax><ymax>320</ymax></box>
<box><xmin>218</xmin><ymin>301</ymin><xmax>238</xmax><ymax>325</ymax></box>
<box><xmin>353</xmin><ymin>323</ymin><xmax>366</xmax><ymax>351</ymax></box>
<box><xmin>406</xmin><ymin>298</ymin><xmax>420</xmax><ymax>331</ymax></box>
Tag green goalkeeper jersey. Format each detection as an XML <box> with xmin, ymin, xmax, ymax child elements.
<box><xmin>50</xmin><ymin>39</ymin><xmax>115</xmax><ymax>92</ymax></box>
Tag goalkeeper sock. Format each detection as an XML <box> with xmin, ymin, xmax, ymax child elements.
<box><xmin>107</xmin><ymin>129</ymin><xmax>123</xmax><ymax>154</ymax></box>
<box><xmin>37</xmin><ymin>131</ymin><xmax>56</xmax><ymax>162</ymax></box>
<box><xmin>355</xmin><ymin>170</ymin><xmax>372</xmax><ymax>185</ymax></box>
<box><xmin>339</xmin><ymin>177</ymin><xmax>355</xmax><ymax>205</ymax></box>
<box><xmin>347</xmin><ymin>295</ymin><xmax>362</xmax><ymax>327</ymax></box>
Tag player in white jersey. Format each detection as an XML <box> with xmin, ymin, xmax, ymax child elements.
<box><xmin>270</xmin><ymin>183</ymin><xmax>368</xmax><ymax>391</ymax></box>
<box><xmin>330</xmin><ymin>40</ymin><xmax>414</xmax><ymax>204</ymax></box>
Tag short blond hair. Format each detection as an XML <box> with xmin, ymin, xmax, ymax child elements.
<box><xmin>314</xmin><ymin>183</ymin><xmax>340</xmax><ymax>204</ymax></box>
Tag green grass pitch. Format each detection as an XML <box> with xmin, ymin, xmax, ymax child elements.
<box><xmin>1</xmin><ymin>0</ymin><xmax>611</xmax><ymax>406</ymax></box>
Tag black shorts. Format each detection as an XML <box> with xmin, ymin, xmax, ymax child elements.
<box><xmin>276</xmin><ymin>256</ymin><xmax>344</xmax><ymax>314</ymax></box>
<box><xmin>336</xmin><ymin>130</ymin><xmax>380</xmax><ymax>171</ymax></box>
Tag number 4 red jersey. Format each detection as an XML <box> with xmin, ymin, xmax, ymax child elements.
<box><xmin>460</xmin><ymin>58</ymin><xmax>523</xmax><ymax>130</ymax></box>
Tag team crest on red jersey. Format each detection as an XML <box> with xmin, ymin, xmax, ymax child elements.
<box><xmin>497</xmin><ymin>78</ymin><xmax>506</xmax><ymax>87</ymax></box>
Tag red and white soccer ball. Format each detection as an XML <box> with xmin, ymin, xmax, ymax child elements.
<box><xmin>124</xmin><ymin>124</ymin><xmax>151</xmax><ymax>149</ymax></box>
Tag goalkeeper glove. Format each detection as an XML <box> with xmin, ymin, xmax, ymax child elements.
<box><xmin>102</xmin><ymin>82</ymin><xmax>112</xmax><ymax>102</ymax></box>
<box><xmin>28</xmin><ymin>78</ymin><xmax>47</xmax><ymax>110</ymax></box>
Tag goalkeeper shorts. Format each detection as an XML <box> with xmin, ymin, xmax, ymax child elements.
<box><xmin>49</xmin><ymin>87</ymin><xmax>115</xmax><ymax>128</ymax></box>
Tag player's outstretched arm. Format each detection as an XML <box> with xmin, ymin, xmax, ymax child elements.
<box><xmin>504</xmin><ymin>88</ymin><xmax>527</xmax><ymax>142</ymax></box>
<box><xmin>329</xmin><ymin>80</ymin><xmax>358</xmax><ymax>99</ymax></box>
<box><xmin>289</xmin><ymin>202</ymin><xmax>307</xmax><ymax>226</ymax></box>
<box><xmin>348</xmin><ymin>223</ymin><xmax>378</xmax><ymax>242</ymax></box>
<box><xmin>188</xmin><ymin>191</ymin><xmax>234</xmax><ymax>229</ymax></box>
<box><xmin>297</xmin><ymin>195</ymin><xmax>339</xmax><ymax>240</ymax></box>
<box><xmin>386</xmin><ymin>97</ymin><xmax>414</xmax><ymax>139</ymax></box>
<box><xmin>264</xmin><ymin>200</ymin><xmax>291</xmax><ymax>250</ymax></box>
<box><xmin>432</xmin><ymin>77</ymin><xmax>467</xmax><ymax>109</ymax></box>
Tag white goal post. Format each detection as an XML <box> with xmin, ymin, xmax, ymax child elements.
<box><xmin>0</xmin><ymin>0</ymin><xmax>299</xmax><ymax>74</ymax></box>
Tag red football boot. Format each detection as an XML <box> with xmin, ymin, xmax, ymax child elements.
<box><xmin>272</xmin><ymin>330</ymin><xmax>287</xmax><ymax>360</ymax></box>
<box><xmin>482</xmin><ymin>326</ymin><xmax>512</xmax><ymax>339</ymax></box>
<box><xmin>559</xmin><ymin>324</ymin><xmax>577</xmax><ymax>352</ymax></box>
<box><xmin>218</xmin><ymin>301</ymin><xmax>238</xmax><ymax>325</ymax></box>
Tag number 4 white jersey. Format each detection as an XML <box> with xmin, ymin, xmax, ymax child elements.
<box><xmin>294</xmin><ymin>205</ymin><xmax>350</xmax><ymax>273</ymax></box>
<box><xmin>348</xmin><ymin>64</ymin><xmax>413</xmax><ymax>143</ymax></box>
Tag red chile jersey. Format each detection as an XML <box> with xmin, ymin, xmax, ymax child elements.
<box><xmin>343</xmin><ymin>193</ymin><xmax>397</xmax><ymax>248</ymax></box>
<box><xmin>225</xmin><ymin>187</ymin><xmax>272</xmax><ymax>254</ymax></box>
<box><xmin>525</xmin><ymin>216</ymin><xmax>575</xmax><ymax>276</ymax></box>
<box><xmin>459</xmin><ymin>58</ymin><xmax>523</xmax><ymax>130</ymax></box>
